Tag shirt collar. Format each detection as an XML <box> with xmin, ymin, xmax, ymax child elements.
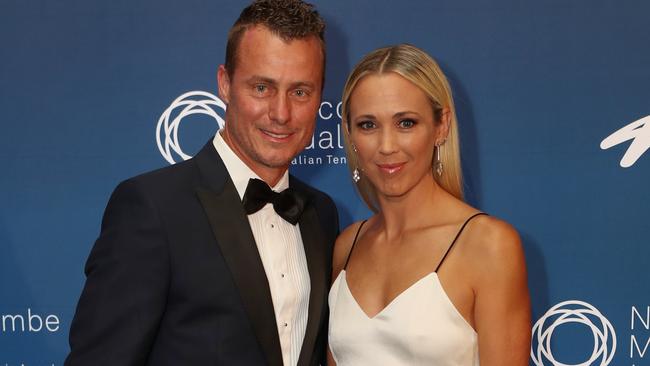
<box><xmin>212</xmin><ymin>130</ymin><xmax>289</xmax><ymax>200</ymax></box>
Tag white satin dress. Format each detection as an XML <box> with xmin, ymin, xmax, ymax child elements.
<box><xmin>328</xmin><ymin>214</ymin><xmax>485</xmax><ymax>366</ymax></box>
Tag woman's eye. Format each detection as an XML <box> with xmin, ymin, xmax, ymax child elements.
<box><xmin>398</xmin><ymin>119</ymin><xmax>416</xmax><ymax>128</ymax></box>
<box><xmin>357</xmin><ymin>121</ymin><xmax>376</xmax><ymax>130</ymax></box>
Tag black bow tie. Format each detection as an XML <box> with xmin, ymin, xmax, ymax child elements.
<box><xmin>242</xmin><ymin>178</ymin><xmax>306</xmax><ymax>225</ymax></box>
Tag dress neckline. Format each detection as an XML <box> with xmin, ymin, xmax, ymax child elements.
<box><xmin>337</xmin><ymin>269</ymin><xmax>437</xmax><ymax>320</ymax></box>
<box><xmin>333</xmin><ymin>269</ymin><xmax>476</xmax><ymax>332</ymax></box>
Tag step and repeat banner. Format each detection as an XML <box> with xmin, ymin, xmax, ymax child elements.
<box><xmin>1</xmin><ymin>0</ymin><xmax>649</xmax><ymax>365</ymax></box>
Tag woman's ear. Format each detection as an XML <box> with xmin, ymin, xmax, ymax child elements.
<box><xmin>437</xmin><ymin>107</ymin><xmax>451</xmax><ymax>142</ymax></box>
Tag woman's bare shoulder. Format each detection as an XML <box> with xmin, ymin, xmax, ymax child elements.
<box><xmin>463</xmin><ymin>214</ymin><xmax>527</xmax><ymax>282</ymax></box>
<box><xmin>463</xmin><ymin>214</ymin><xmax>521</xmax><ymax>252</ymax></box>
<box><xmin>332</xmin><ymin>219</ymin><xmax>371</xmax><ymax>281</ymax></box>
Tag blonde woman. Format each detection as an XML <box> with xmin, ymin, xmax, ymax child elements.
<box><xmin>328</xmin><ymin>44</ymin><xmax>531</xmax><ymax>365</ymax></box>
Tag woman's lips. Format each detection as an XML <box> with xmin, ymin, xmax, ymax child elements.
<box><xmin>376</xmin><ymin>162</ymin><xmax>406</xmax><ymax>174</ymax></box>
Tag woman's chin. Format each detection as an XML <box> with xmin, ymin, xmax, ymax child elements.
<box><xmin>375</xmin><ymin>185</ymin><xmax>410</xmax><ymax>200</ymax></box>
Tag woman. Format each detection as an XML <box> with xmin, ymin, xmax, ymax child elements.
<box><xmin>328</xmin><ymin>44</ymin><xmax>531</xmax><ymax>365</ymax></box>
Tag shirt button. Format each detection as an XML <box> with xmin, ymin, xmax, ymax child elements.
<box><xmin>281</xmin><ymin>273</ymin><xmax>285</xmax><ymax>278</ymax></box>
<box><xmin>270</xmin><ymin>223</ymin><xmax>275</xmax><ymax>228</ymax></box>
<box><xmin>283</xmin><ymin>322</ymin><xmax>288</xmax><ymax>327</ymax></box>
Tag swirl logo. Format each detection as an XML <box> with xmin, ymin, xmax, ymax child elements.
<box><xmin>531</xmin><ymin>300</ymin><xmax>616</xmax><ymax>366</ymax></box>
<box><xmin>156</xmin><ymin>91</ymin><xmax>226</xmax><ymax>164</ymax></box>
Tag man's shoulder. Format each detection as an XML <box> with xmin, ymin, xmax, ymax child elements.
<box><xmin>123</xmin><ymin>140</ymin><xmax>222</xmax><ymax>189</ymax></box>
<box><xmin>127</xmin><ymin>158</ymin><xmax>198</xmax><ymax>188</ymax></box>
<box><xmin>108</xmin><ymin>158</ymin><xmax>208</xmax><ymax>206</ymax></box>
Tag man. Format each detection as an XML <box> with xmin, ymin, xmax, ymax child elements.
<box><xmin>65</xmin><ymin>1</ymin><xmax>338</xmax><ymax>365</ymax></box>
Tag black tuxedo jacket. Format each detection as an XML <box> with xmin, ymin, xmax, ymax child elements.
<box><xmin>65</xmin><ymin>142</ymin><xmax>339</xmax><ymax>366</ymax></box>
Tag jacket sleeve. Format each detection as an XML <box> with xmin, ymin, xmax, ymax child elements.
<box><xmin>65</xmin><ymin>178</ymin><xmax>170</xmax><ymax>366</ymax></box>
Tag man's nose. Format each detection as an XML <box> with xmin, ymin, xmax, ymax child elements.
<box><xmin>269</xmin><ymin>93</ymin><xmax>290</xmax><ymax>124</ymax></box>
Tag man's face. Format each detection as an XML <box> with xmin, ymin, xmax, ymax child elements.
<box><xmin>218</xmin><ymin>25</ymin><xmax>324</xmax><ymax>183</ymax></box>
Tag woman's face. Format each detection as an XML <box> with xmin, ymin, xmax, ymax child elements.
<box><xmin>348</xmin><ymin>72</ymin><xmax>446</xmax><ymax>199</ymax></box>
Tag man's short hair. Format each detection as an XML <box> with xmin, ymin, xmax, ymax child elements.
<box><xmin>225</xmin><ymin>0</ymin><xmax>326</xmax><ymax>77</ymax></box>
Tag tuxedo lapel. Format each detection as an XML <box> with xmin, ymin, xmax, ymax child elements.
<box><xmin>295</xmin><ymin>192</ymin><xmax>328</xmax><ymax>366</ymax></box>
<box><xmin>194</xmin><ymin>142</ymin><xmax>284</xmax><ymax>366</ymax></box>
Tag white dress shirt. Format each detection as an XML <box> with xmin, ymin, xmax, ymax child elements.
<box><xmin>212</xmin><ymin>132</ymin><xmax>310</xmax><ymax>366</ymax></box>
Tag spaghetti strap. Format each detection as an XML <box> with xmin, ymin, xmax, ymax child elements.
<box><xmin>343</xmin><ymin>220</ymin><xmax>367</xmax><ymax>270</ymax></box>
<box><xmin>434</xmin><ymin>212</ymin><xmax>487</xmax><ymax>272</ymax></box>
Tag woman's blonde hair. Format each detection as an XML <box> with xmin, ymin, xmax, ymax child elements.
<box><xmin>342</xmin><ymin>44</ymin><xmax>463</xmax><ymax>212</ymax></box>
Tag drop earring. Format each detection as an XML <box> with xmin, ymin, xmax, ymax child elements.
<box><xmin>351</xmin><ymin>144</ymin><xmax>361</xmax><ymax>183</ymax></box>
<box><xmin>352</xmin><ymin>144</ymin><xmax>361</xmax><ymax>183</ymax></box>
<box><xmin>434</xmin><ymin>141</ymin><xmax>444</xmax><ymax>176</ymax></box>
<box><xmin>352</xmin><ymin>168</ymin><xmax>361</xmax><ymax>183</ymax></box>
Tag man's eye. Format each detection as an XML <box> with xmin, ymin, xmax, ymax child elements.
<box><xmin>255</xmin><ymin>84</ymin><xmax>267</xmax><ymax>93</ymax></box>
<box><xmin>357</xmin><ymin>121</ymin><xmax>376</xmax><ymax>130</ymax></box>
<box><xmin>398</xmin><ymin>119</ymin><xmax>416</xmax><ymax>128</ymax></box>
<box><xmin>294</xmin><ymin>89</ymin><xmax>307</xmax><ymax>97</ymax></box>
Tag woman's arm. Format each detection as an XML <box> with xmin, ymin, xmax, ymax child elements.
<box><xmin>327</xmin><ymin>348</ymin><xmax>337</xmax><ymax>366</ymax></box>
<box><xmin>472</xmin><ymin>218</ymin><xmax>531</xmax><ymax>365</ymax></box>
<box><xmin>327</xmin><ymin>220</ymin><xmax>368</xmax><ymax>366</ymax></box>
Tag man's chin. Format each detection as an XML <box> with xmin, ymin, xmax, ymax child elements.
<box><xmin>260</xmin><ymin>158</ymin><xmax>294</xmax><ymax>169</ymax></box>
<box><xmin>255</xmin><ymin>148</ymin><xmax>303</xmax><ymax>168</ymax></box>
<box><xmin>252</xmin><ymin>151</ymin><xmax>294</xmax><ymax>169</ymax></box>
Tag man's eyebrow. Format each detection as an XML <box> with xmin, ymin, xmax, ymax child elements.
<box><xmin>245</xmin><ymin>76</ymin><xmax>316</xmax><ymax>89</ymax></box>
<box><xmin>290</xmin><ymin>81</ymin><xmax>316</xmax><ymax>89</ymax></box>
<box><xmin>246</xmin><ymin>75</ymin><xmax>277</xmax><ymax>85</ymax></box>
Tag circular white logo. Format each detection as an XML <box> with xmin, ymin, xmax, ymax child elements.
<box><xmin>531</xmin><ymin>300</ymin><xmax>616</xmax><ymax>366</ymax></box>
<box><xmin>156</xmin><ymin>90</ymin><xmax>226</xmax><ymax>164</ymax></box>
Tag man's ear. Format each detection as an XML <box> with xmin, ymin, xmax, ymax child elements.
<box><xmin>217</xmin><ymin>65</ymin><xmax>231</xmax><ymax>104</ymax></box>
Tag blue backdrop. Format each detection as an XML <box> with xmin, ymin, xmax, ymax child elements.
<box><xmin>1</xmin><ymin>1</ymin><xmax>649</xmax><ymax>365</ymax></box>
